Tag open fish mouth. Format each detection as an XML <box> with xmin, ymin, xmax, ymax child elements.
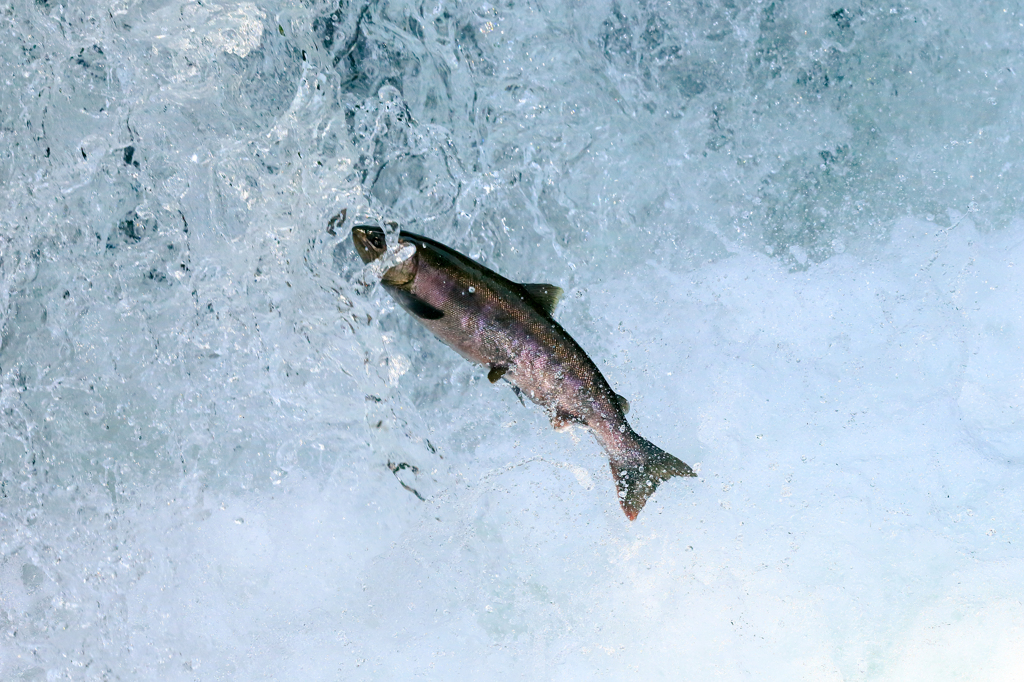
<box><xmin>351</xmin><ymin>225</ymin><xmax>388</xmax><ymax>263</ymax></box>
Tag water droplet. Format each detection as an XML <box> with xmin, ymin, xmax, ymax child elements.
<box><xmin>468</xmin><ymin>286</ymin><xmax>475</xmax><ymax>293</ymax></box>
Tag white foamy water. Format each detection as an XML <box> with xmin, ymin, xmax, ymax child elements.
<box><xmin>2</xmin><ymin>0</ymin><xmax>1023</xmax><ymax>679</ymax></box>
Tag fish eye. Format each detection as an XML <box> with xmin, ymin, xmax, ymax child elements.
<box><xmin>370</xmin><ymin>233</ymin><xmax>385</xmax><ymax>249</ymax></box>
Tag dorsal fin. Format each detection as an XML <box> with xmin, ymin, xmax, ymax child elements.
<box><xmin>615</xmin><ymin>394</ymin><xmax>630</xmax><ymax>415</ymax></box>
<box><xmin>521</xmin><ymin>283</ymin><xmax>564</xmax><ymax>315</ymax></box>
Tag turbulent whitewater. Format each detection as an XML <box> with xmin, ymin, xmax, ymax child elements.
<box><xmin>1</xmin><ymin>1</ymin><xmax>1023</xmax><ymax>680</ymax></box>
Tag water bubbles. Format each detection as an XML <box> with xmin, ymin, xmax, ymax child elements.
<box><xmin>788</xmin><ymin>244</ymin><xmax>809</xmax><ymax>266</ymax></box>
<box><xmin>378</xmin><ymin>84</ymin><xmax>402</xmax><ymax>103</ymax></box>
<box><xmin>3</xmin><ymin>0</ymin><xmax>1024</xmax><ymax>678</ymax></box>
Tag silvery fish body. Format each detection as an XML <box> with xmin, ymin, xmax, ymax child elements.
<box><xmin>352</xmin><ymin>225</ymin><xmax>694</xmax><ymax>519</ymax></box>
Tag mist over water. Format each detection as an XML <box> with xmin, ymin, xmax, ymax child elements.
<box><xmin>2</xmin><ymin>0</ymin><xmax>1023</xmax><ymax>679</ymax></box>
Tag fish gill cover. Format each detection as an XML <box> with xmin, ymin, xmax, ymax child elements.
<box><xmin>1</xmin><ymin>0</ymin><xmax>1023</xmax><ymax>680</ymax></box>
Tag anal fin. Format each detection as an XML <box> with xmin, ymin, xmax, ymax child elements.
<box><xmin>550</xmin><ymin>409</ymin><xmax>579</xmax><ymax>432</ymax></box>
<box><xmin>487</xmin><ymin>366</ymin><xmax>508</xmax><ymax>383</ymax></box>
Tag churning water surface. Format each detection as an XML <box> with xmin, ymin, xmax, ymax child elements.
<box><xmin>2</xmin><ymin>0</ymin><xmax>1023</xmax><ymax>679</ymax></box>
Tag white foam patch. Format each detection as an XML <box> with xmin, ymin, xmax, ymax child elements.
<box><xmin>3</xmin><ymin>0</ymin><xmax>1024</xmax><ymax>679</ymax></box>
<box><xmin>148</xmin><ymin>1</ymin><xmax>267</xmax><ymax>60</ymax></box>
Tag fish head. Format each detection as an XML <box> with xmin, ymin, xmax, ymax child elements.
<box><xmin>352</xmin><ymin>225</ymin><xmax>388</xmax><ymax>263</ymax></box>
<box><xmin>352</xmin><ymin>225</ymin><xmax>418</xmax><ymax>287</ymax></box>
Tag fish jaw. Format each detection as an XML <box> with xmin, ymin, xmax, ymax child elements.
<box><xmin>352</xmin><ymin>225</ymin><xmax>387</xmax><ymax>264</ymax></box>
<box><xmin>353</xmin><ymin>226</ymin><xmax>419</xmax><ymax>287</ymax></box>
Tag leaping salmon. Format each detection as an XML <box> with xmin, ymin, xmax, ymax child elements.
<box><xmin>352</xmin><ymin>224</ymin><xmax>695</xmax><ymax>520</ymax></box>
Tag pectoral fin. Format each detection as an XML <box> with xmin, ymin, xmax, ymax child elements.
<box><xmin>521</xmin><ymin>283</ymin><xmax>564</xmax><ymax>315</ymax></box>
<box><xmin>389</xmin><ymin>287</ymin><xmax>444</xmax><ymax>320</ymax></box>
<box><xmin>487</xmin><ymin>366</ymin><xmax>507</xmax><ymax>383</ymax></box>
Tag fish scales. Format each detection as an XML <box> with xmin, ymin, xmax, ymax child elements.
<box><xmin>352</xmin><ymin>225</ymin><xmax>695</xmax><ymax>519</ymax></box>
<box><xmin>399</xmin><ymin>233</ymin><xmax>604</xmax><ymax>422</ymax></box>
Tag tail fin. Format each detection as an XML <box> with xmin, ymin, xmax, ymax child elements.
<box><xmin>609</xmin><ymin>432</ymin><xmax>696</xmax><ymax>521</ymax></box>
